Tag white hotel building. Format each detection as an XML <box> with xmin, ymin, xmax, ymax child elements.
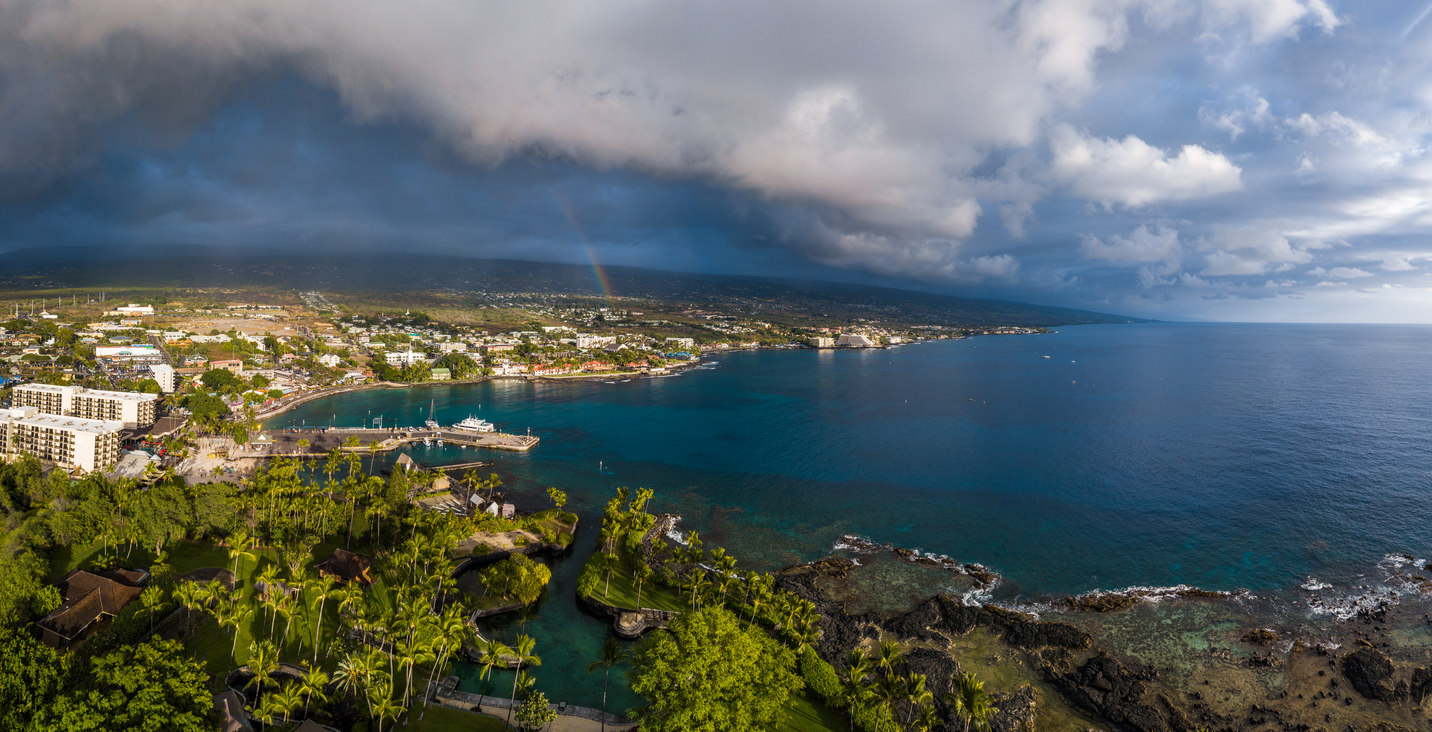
<box><xmin>0</xmin><ymin>407</ymin><xmax>122</xmax><ymax>472</ymax></box>
<box><xmin>12</xmin><ymin>384</ymin><xmax>159</xmax><ymax>428</ymax></box>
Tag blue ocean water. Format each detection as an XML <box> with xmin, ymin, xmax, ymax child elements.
<box><xmin>270</xmin><ymin>323</ymin><xmax>1432</xmax><ymax>708</ymax></box>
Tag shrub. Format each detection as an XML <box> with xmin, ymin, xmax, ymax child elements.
<box><xmin>560</xmin><ymin>512</ymin><xmax>578</xmax><ymax>525</ymax></box>
<box><xmin>512</xmin><ymin>536</ymin><xmax>529</xmax><ymax>547</ymax></box>
<box><xmin>473</xmin><ymin>544</ymin><xmax>490</xmax><ymax>555</ymax></box>
<box><xmin>800</xmin><ymin>647</ymin><xmax>843</xmax><ymax>706</ymax></box>
<box><xmin>538</xmin><ymin>528</ymin><xmax>558</xmax><ymax>544</ymax></box>
<box><xmin>557</xmin><ymin>532</ymin><xmax>575</xmax><ymax>547</ymax></box>
<box><xmin>576</xmin><ymin>562</ymin><xmax>600</xmax><ymax>598</ymax></box>
<box><xmin>852</xmin><ymin>701</ymin><xmax>898</xmax><ymax>732</ymax></box>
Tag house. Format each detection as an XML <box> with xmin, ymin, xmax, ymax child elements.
<box><xmin>36</xmin><ymin>568</ymin><xmax>149</xmax><ymax>649</ymax></box>
<box><xmin>314</xmin><ymin>548</ymin><xmax>375</xmax><ymax>584</ymax></box>
<box><xmin>394</xmin><ymin>453</ymin><xmax>418</xmax><ymax>472</ymax></box>
<box><xmin>317</xmin><ymin>353</ymin><xmax>341</xmax><ymax>368</ymax></box>
<box><xmin>429</xmin><ymin>367</ymin><xmax>451</xmax><ymax>381</ymax></box>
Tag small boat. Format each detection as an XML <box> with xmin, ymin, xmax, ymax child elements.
<box><xmin>1042</xmin><ymin>355</ymin><xmax>1050</xmax><ymax>359</ymax></box>
<box><xmin>423</xmin><ymin>399</ymin><xmax>440</xmax><ymax>430</ymax></box>
<box><xmin>436</xmin><ymin>438</ymin><xmax>444</xmax><ymax>447</ymax></box>
<box><xmin>452</xmin><ymin>415</ymin><xmax>496</xmax><ymax>433</ymax></box>
<box><xmin>422</xmin><ymin>436</ymin><xmax>431</xmax><ymax>447</ymax></box>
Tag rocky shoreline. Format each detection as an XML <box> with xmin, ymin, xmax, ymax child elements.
<box><xmin>778</xmin><ymin>538</ymin><xmax>1432</xmax><ymax>732</ymax></box>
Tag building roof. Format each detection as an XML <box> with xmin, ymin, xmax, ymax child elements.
<box><xmin>1</xmin><ymin>411</ymin><xmax>124</xmax><ymax>435</ymax></box>
<box><xmin>314</xmin><ymin>548</ymin><xmax>374</xmax><ymax>584</ymax></box>
<box><xmin>37</xmin><ymin>569</ymin><xmax>144</xmax><ymax>642</ymax></box>
<box><xmin>213</xmin><ymin>690</ymin><xmax>255</xmax><ymax>732</ymax></box>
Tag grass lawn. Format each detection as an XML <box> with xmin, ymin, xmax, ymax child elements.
<box><xmin>778</xmin><ymin>692</ymin><xmax>847</xmax><ymax>732</ymax></box>
<box><xmin>584</xmin><ymin>554</ymin><xmax>688</xmax><ymax>613</ymax></box>
<box><xmin>523</xmin><ymin>508</ymin><xmax>577</xmax><ymax>538</ymax></box>
<box><xmin>402</xmin><ymin>704</ymin><xmax>508</xmax><ymax>732</ymax></box>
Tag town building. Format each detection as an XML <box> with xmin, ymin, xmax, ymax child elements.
<box><xmin>809</xmin><ymin>336</ymin><xmax>835</xmax><ymax>348</ymax></box>
<box><xmin>0</xmin><ymin>406</ymin><xmax>123</xmax><ymax>471</ymax></box>
<box><xmin>12</xmin><ymin>384</ymin><xmax>159</xmax><ymax>427</ymax></box>
<box><xmin>318</xmin><ymin>353</ymin><xmax>341</xmax><ymax>368</ymax></box>
<box><xmin>665</xmin><ymin>337</ymin><xmax>696</xmax><ymax>349</ymax></box>
<box><xmin>210</xmin><ymin>359</ymin><xmax>244</xmax><ymax>375</ymax></box>
<box><xmin>149</xmin><ymin>364</ymin><xmax>177</xmax><ymax>393</ymax></box>
<box><xmin>430</xmin><ymin>368</ymin><xmax>451</xmax><ymax>380</ymax></box>
<box><xmin>384</xmin><ymin>348</ymin><xmax>427</xmax><ymax>367</ymax></box>
<box><xmin>103</xmin><ymin>304</ymin><xmax>155</xmax><ymax>316</ymax></box>
<box><xmin>575</xmin><ymin>334</ymin><xmax>616</xmax><ymax>349</ymax></box>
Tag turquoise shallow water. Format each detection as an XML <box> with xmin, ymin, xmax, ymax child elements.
<box><xmin>269</xmin><ymin>322</ymin><xmax>1432</xmax><ymax>708</ymax></box>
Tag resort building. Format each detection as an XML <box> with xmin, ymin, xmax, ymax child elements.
<box><xmin>0</xmin><ymin>407</ymin><xmax>124</xmax><ymax>472</ymax></box>
<box><xmin>809</xmin><ymin>336</ymin><xmax>835</xmax><ymax>348</ymax></box>
<box><xmin>11</xmin><ymin>383</ymin><xmax>159</xmax><ymax>427</ymax></box>
<box><xmin>837</xmin><ymin>334</ymin><xmax>877</xmax><ymax>348</ymax></box>
<box><xmin>36</xmin><ymin>568</ymin><xmax>149</xmax><ymax>649</ymax></box>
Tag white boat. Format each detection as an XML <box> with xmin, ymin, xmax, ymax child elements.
<box><xmin>452</xmin><ymin>415</ymin><xmax>496</xmax><ymax>433</ymax></box>
<box><xmin>423</xmin><ymin>399</ymin><xmax>440</xmax><ymax>430</ymax></box>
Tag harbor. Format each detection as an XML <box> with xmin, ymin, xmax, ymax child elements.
<box><xmin>260</xmin><ymin>426</ymin><xmax>540</xmax><ymax>457</ymax></box>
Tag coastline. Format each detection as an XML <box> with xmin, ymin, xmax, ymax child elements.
<box><xmin>778</xmin><ymin>535</ymin><xmax>1432</xmax><ymax>732</ymax></box>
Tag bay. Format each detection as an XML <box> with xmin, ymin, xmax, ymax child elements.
<box><xmin>269</xmin><ymin>322</ymin><xmax>1432</xmax><ymax>709</ymax></box>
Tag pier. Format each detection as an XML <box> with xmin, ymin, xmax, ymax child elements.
<box><xmin>259</xmin><ymin>427</ymin><xmax>539</xmax><ymax>458</ymax></box>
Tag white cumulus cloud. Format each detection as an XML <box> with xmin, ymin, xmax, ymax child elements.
<box><xmin>1050</xmin><ymin>126</ymin><xmax>1243</xmax><ymax>208</ymax></box>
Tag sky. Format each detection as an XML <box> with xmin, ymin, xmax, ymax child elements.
<box><xmin>2</xmin><ymin>1</ymin><xmax>1432</xmax><ymax>322</ymax></box>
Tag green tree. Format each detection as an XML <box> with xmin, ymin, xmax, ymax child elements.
<box><xmin>628</xmin><ymin>607</ymin><xmax>803</xmax><ymax>732</ymax></box>
<box><xmin>200</xmin><ymin>368</ymin><xmax>245</xmax><ymax>393</ymax></box>
<box><xmin>515</xmin><ymin>690</ymin><xmax>558</xmax><ymax>731</ymax></box>
<box><xmin>39</xmin><ymin>638</ymin><xmax>214</xmax><ymax>732</ymax></box>
<box><xmin>0</xmin><ymin>626</ymin><xmax>69</xmax><ymax>730</ymax></box>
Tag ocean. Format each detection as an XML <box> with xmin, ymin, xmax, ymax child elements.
<box><xmin>268</xmin><ymin>322</ymin><xmax>1432</xmax><ymax>710</ymax></box>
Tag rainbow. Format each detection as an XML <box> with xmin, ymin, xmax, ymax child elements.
<box><xmin>553</xmin><ymin>192</ymin><xmax>615</xmax><ymax>305</ymax></box>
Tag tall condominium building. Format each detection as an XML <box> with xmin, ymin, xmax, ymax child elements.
<box><xmin>0</xmin><ymin>407</ymin><xmax>122</xmax><ymax>472</ymax></box>
<box><xmin>149</xmin><ymin>364</ymin><xmax>177</xmax><ymax>394</ymax></box>
<box><xmin>12</xmin><ymin>384</ymin><xmax>159</xmax><ymax>428</ymax></box>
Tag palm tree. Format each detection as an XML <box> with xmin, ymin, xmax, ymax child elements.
<box><xmin>299</xmin><ymin>666</ymin><xmax>330</xmax><ymax>719</ymax></box>
<box><xmin>632</xmin><ymin>561</ymin><xmax>653</xmax><ymax>610</ymax></box>
<box><xmin>585</xmin><ymin>636</ymin><xmax>627</xmax><ymax>732</ymax></box>
<box><xmin>334</xmin><ymin>651</ymin><xmax>376</xmax><ymax>719</ymax></box>
<box><xmin>839</xmin><ymin>676</ymin><xmax>875</xmax><ymax>732</ymax></box>
<box><xmin>912</xmin><ymin>703</ymin><xmax>941</xmax><ymax>732</ymax></box>
<box><xmin>902</xmin><ymin>672</ymin><xmax>933</xmax><ymax>729</ymax></box>
<box><xmin>245</xmin><ymin>640</ymin><xmax>281</xmax><ymax>712</ymax></box>
<box><xmin>270</xmin><ymin>681</ymin><xmax>305</xmax><ymax>725</ymax></box>
<box><xmin>478</xmin><ymin>638</ymin><xmax>511</xmax><ymax>697</ymax></box>
<box><xmin>140</xmin><ymin>585</ymin><xmax>166</xmax><ymax>634</ymax></box>
<box><xmin>309</xmin><ymin>575</ymin><xmax>338</xmax><ymax>665</ymax></box>
<box><xmin>222</xmin><ymin>604</ymin><xmax>254</xmax><ymax>673</ymax></box>
<box><xmin>875</xmin><ymin>674</ymin><xmax>906</xmax><ymax>728</ymax></box>
<box><xmin>944</xmin><ymin>671</ymin><xmax>997</xmax><ymax>732</ymax></box>
<box><xmin>228</xmin><ymin>530</ymin><xmax>255</xmax><ymax>577</ymax></box>
<box><xmin>505</xmin><ymin>635</ymin><xmax>541</xmax><ymax>727</ymax></box>
<box><xmin>420</xmin><ymin>607</ymin><xmax>469</xmax><ymax>718</ymax></box>
<box><xmin>877</xmin><ymin>640</ymin><xmax>904</xmax><ymax>676</ymax></box>
<box><xmin>372</xmin><ymin>695</ymin><xmax>406</xmax><ymax>732</ymax></box>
